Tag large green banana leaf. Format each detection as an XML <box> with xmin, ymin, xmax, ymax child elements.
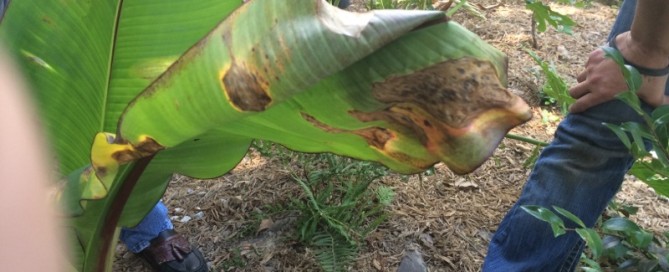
<box><xmin>2</xmin><ymin>1</ymin><xmax>250</xmax><ymax>270</ymax></box>
<box><xmin>218</xmin><ymin>21</ymin><xmax>529</xmax><ymax>174</ymax></box>
<box><xmin>0</xmin><ymin>0</ymin><xmax>531</xmax><ymax>271</ymax></box>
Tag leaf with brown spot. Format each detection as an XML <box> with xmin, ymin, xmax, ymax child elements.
<box><xmin>217</xmin><ymin>21</ymin><xmax>531</xmax><ymax>174</ymax></box>
<box><xmin>117</xmin><ymin>0</ymin><xmax>446</xmax><ymax>148</ymax></box>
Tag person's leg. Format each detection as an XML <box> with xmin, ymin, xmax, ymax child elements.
<box><xmin>483</xmin><ymin>0</ymin><xmax>655</xmax><ymax>270</ymax></box>
<box><xmin>330</xmin><ymin>0</ymin><xmax>350</xmax><ymax>9</ymax></box>
<box><xmin>338</xmin><ymin>0</ymin><xmax>350</xmax><ymax>9</ymax></box>
<box><xmin>483</xmin><ymin>102</ymin><xmax>645</xmax><ymax>271</ymax></box>
<box><xmin>121</xmin><ymin>201</ymin><xmax>207</xmax><ymax>272</ymax></box>
<box><xmin>120</xmin><ymin>201</ymin><xmax>174</xmax><ymax>253</ymax></box>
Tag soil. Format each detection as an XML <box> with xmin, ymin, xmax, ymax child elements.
<box><xmin>114</xmin><ymin>1</ymin><xmax>669</xmax><ymax>271</ymax></box>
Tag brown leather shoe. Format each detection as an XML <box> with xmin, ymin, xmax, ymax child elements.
<box><xmin>138</xmin><ymin>230</ymin><xmax>208</xmax><ymax>272</ymax></box>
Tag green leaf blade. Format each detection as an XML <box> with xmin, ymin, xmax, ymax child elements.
<box><xmin>602</xmin><ymin>217</ymin><xmax>641</xmax><ymax>234</ymax></box>
<box><xmin>522</xmin><ymin>205</ymin><xmax>566</xmax><ymax>237</ymax></box>
<box><xmin>629</xmin><ymin>161</ymin><xmax>669</xmax><ymax>197</ymax></box>
<box><xmin>552</xmin><ymin>206</ymin><xmax>586</xmax><ymax>228</ymax></box>
<box><xmin>2</xmin><ymin>1</ymin><xmax>247</xmax><ymax>270</ymax></box>
<box><xmin>1</xmin><ymin>0</ymin><xmax>118</xmax><ymax>174</ymax></box>
<box><xmin>575</xmin><ymin>228</ymin><xmax>603</xmax><ymax>259</ymax></box>
<box><xmin>118</xmin><ymin>1</ymin><xmax>447</xmax><ymax>148</ymax></box>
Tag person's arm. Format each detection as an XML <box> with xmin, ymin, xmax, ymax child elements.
<box><xmin>568</xmin><ymin>0</ymin><xmax>669</xmax><ymax>113</ymax></box>
<box><xmin>627</xmin><ymin>0</ymin><xmax>669</xmax><ymax>64</ymax></box>
<box><xmin>0</xmin><ymin>49</ymin><xmax>68</xmax><ymax>272</ymax></box>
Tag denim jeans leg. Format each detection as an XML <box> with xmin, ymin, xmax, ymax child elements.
<box><xmin>483</xmin><ymin>0</ymin><xmax>654</xmax><ymax>270</ymax></box>
<box><xmin>607</xmin><ymin>0</ymin><xmax>636</xmax><ymax>42</ymax></box>
<box><xmin>120</xmin><ymin>201</ymin><xmax>174</xmax><ymax>253</ymax></box>
<box><xmin>483</xmin><ymin>100</ymin><xmax>648</xmax><ymax>271</ymax></box>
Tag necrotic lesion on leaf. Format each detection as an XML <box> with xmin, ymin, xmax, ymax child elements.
<box><xmin>370</xmin><ymin>58</ymin><xmax>514</xmax><ymax>127</ymax></box>
<box><xmin>301</xmin><ymin>57</ymin><xmax>531</xmax><ymax>174</ymax></box>
<box><xmin>222</xmin><ymin>61</ymin><xmax>272</xmax><ymax>112</ymax></box>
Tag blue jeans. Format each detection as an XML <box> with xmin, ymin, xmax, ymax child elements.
<box><xmin>483</xmin><ymin>0</ymin><xmax>667</xmax><ymax>270</ymax></box>
<box><xmin>120</xmin><ymin>201</ymin><xmax>173</xmax><ymax>253</ymax></box>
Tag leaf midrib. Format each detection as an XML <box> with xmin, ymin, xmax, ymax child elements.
<box><xmin>101</xmin><ymin>0</ymin><xmax>124</xmax><ymax>134</ymax></box>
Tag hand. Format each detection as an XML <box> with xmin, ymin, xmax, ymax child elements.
<box><xmin>568</xmin><ymin>32</ymin><xmax>669</xmax><ymax>113</ymax></box>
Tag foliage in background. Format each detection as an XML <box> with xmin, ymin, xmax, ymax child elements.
<box><xmin>523</xmin><ymin>203</ymin><xmax>669</xmax><ymax>271</ymax></box>
<box><xmin>526</xmin><ymin>0</ymin><xmax>578</xmax><ymax>34</ymax></box>
<box><xmin>525</xmin><ymin>0</ymin><xmax>584</xmax><ymax>48</ymax></box>
<box><xmin>527</xmin><ymin>49</ymin><xmax>575</xmax><ymax>114</ymax></box>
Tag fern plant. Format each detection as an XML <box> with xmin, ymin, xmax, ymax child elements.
<box><xmin>249</xmin><ymin>142</ymin><xmax>394</xmax><ymax>271</ymax></box>
<box><xmin>309</xmin><ymin>233</ymin><xmax>359</xmax><ymax>272</ymax></box>
<box><xmin>291</xmin><ymin>153</ymin><xmax>393</xmax><ymax>272</ymax></box>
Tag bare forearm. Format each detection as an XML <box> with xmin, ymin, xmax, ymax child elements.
<box><xmin>627</xmin><ymin>0</ymin><xmax>669</xmax><ymax>68</ymax></box>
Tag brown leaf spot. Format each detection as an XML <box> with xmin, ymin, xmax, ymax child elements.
<box><xmin>301</xmin><ymin>113</ymin><xmax>345</xmax><ymax>133</ymax></box>
<box><xmin>96</xmin><ymin>166</ymin><xmax>107</xmax><ymax>177</ymax></box>
<box><xmin>41</xmin><ymin>16</ymin><xmax>53</xmax><ymax>25</ymax></box>
<box><xmin>355</xmin><ymin>127</ymin><xmax>393</xmax><ymax>149</ymax></box>
<box><xmin>222</xmin><ymin>62</ymin><xmax>272</xmax><ymax>112</ymax></box>
<box><xmin>350</xmin><ymin>107</ymin><xmax>431</xmax><ymax>146</ymax></box>
<box><xmin>349</xmin><ymin>58</ymin><xmax>532</xmax><ymax>174</ymax></box>
<box><xmin>371</xmin><ymin>58</ymin><xmax>513</xmax><ymax>128</ymax></box>
<box><xmin>301</xmin><ymin>113</ymin><xmax>393</xmax><ymax>149</ymax></box>
<box><xmin>111</xmin><ymin>150</ymin><xmax>141</xmax><ymax>164</ymax></box>
<box><xmin>135</xmin><ymin>137</ymin><xmax>164</xmax><ymax>154</ymax></box>
<box><xmin>110</xmin><ymin>137</ymin><xmax>164</xmax><ymax>164</ymax></box>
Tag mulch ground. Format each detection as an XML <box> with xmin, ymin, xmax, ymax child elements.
<box><xmin>114</xmin><ymin>1</ymin><xmax>669</xmax><ymax>271</ymax></box>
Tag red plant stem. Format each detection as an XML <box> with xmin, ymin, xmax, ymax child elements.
<box><xmin>95</xmin><ymin>154</ymin><xmax>156</xmax><ymax>272</ymax></box>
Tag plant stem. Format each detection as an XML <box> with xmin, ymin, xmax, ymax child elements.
<box><xmin>96</xmin><ymin>155</ymin><xmax>156</xmax><ymax>272</ymax></box>
<box><xmin>642</xmin><ymin>113</ymin><xmax>669</xmax><ymax>162</ymax></box>
<box><xmin>505</xmin><ymin>133</ymin><xmax>549</xmax><ymax>147</ymax></box>
<box><xmin>531</xmin><ymin>17</ymin><xmax>539</xmax><ymax>49</ymax></box>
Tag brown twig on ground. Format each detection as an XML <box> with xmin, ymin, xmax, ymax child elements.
<box><xmin>531</xmin><ymin>17</ymin><xmax>539</xmax><ymax>49</ymax></box>
<box><xmin>477</xmin><ymin>1</ymin><xmax>503</xmax><ymax>10</ymax></box>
